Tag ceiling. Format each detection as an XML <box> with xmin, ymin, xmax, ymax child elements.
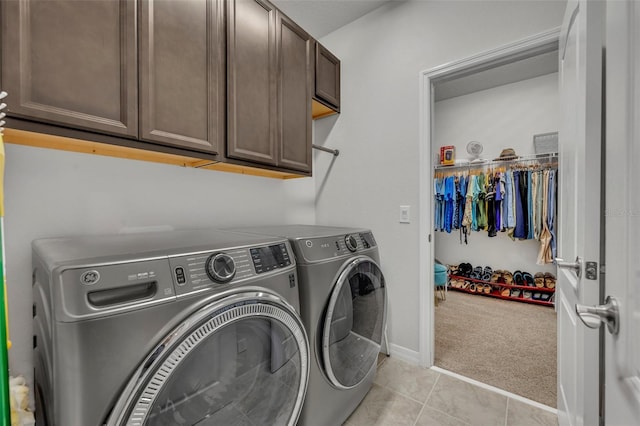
<box><xmin>272</xmin><ymin>0</ymin><xmax>391</xmax><ymax>39</ymax></box>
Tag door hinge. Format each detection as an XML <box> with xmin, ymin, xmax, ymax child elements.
<box><xmin>585</xmin><ymin>261</ymin><xmax>598</xmax><ymax>280</ymax></box>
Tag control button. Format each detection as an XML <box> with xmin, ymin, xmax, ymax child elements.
<box><xmin>305</xmin><ymin>240</ymin><xmax>313</xmax><ymax>248</ymax></box>
<box><xmin>175</xmin><ymin>267</ymin><xmax>186</xmax><ymax>286</ymax></box>
<box><xmin>205</xmin><ymin>253</ymin><xmax>236</xmax><ymax>283</ymax></box>
<box><xmin>288</xmin><ymin>273</ymin><xmax>296</xmax><ymax>288</ymax></box>
<box><xmin>345</xmin><ymin>235</ymin><xmax>358</xmax><ymax>252</ymax></box>
<box><xmin>80</xmin><ymin>270</ymin><xmax>100</xmax><ymax>285</ymax></box>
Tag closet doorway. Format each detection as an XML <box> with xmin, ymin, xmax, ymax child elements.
<box><xmin>419</xmin><ymin>29</ymin><xmax>560</xmax><ymax>409</ymax></box>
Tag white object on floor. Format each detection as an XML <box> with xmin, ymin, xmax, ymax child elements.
<box><xmin>9</xmin><ymin>376</ymin><xmax>35</xmax><ymax>426</ymax></box>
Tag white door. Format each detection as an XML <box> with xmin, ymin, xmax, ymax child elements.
<box><xmin>556</xmin><ymin>0</ymin><xmax>603</xmax><ymax>425</ymax></box>
<box><xmin>602</xmin><ymin>0</ymin><xmax>640</xmax><ymax>424</ymax></box>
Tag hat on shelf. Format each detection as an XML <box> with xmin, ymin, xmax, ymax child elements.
<box><xmin>494</xmin><ymin>148</ymin><xmax>518</xmax><ymax>161</ymax></box>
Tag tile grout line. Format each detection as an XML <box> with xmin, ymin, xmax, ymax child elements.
<box><xmin>430</xmin><ymin>366</ymin><xmax>557</xmax><ymax>414</ymax></box>
<box><xmin>505</xmin><ymin>397</ymin><xmax>510</xmax><ymax>426</ymax></box>
<box><xmin>411</xmin><ymin>372</ymin><xmax>441</xmax><ymax>426</ymax></box>
<box><xmin>374</xmin><ymin>381</ymin><xmax>426</xmax><ymax>405</ymax></box>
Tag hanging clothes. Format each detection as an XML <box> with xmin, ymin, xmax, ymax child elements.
<box><xmin>434</xmin><ymin>177</ymin><xmax>445</xmax><ymax>231</ymax></box>
<box><xmin>503</xmin><ymin>170</ymin><xmax>516</xmax><ymax>237</ymax></box>
<box><xmin>534</xmin><ymin>170</ymin><xmax>544</xmax><ymax>240</ymax></box>
<box><xmin>462</xmin><ymin>175</ymin><xmax>474</xmax><ymax>240</ymax></box>
<box><xmin>548</xmin><ymin>169</ymin><xmax>557</xmax><ymax>260</ymax></box>
<box><xmin>486</xmin><ymin>175</ymin><xmax>497</xmax><ymax>237</ymax></box>
<box><xmin>536</xmin><ymin>170</ymin><xmax>556</xmax><ymax>265</ymax></box>
<box><xmin>476</xmin><ymin>173</ymin><xmax>487</xmax><ymax>230</ymax></box>
<box><xmin>443</xmin><ymin>175</ymin><xmax>455</xmax><ymax>233</ymax></box>
<box><xmin>527</xmin><ymin>170</ymin><xmax>535</xmax><ymax>240</ymax></box>
<box><xmin>494</xmin><ymin>173</ymin><xmax>503</xmax><ymax>233</ymax></box>
<box><xmin>513</xmin><ymin>171</ymin><xmax>526</xmax><ymax>239</ymax></box>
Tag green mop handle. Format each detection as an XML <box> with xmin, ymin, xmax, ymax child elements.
<box><xmin>0</xmin><ymin>132</ymin><xmax>11</xmax><ymax>426</ymax></box>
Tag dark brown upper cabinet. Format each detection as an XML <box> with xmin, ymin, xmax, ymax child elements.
<box><xmin>277</xmin><ymin>12</ymin><xmax>313</xmax><ymax>173</ymax></box>
<box><xmin>227</xmin><ymin>0</ymin><xmax>278</xmax><ymax>166</ymax></box>
<box><xmin>1</xmin><ymin>0</ymin><xmax>138</xmax><ymax>137</ymax></box>
<box><xmin>314</xmin><ymin>42</ymin><xmax>341</xmax><ymax>111</ymax></box>
<box><xmin>139</xmin><ymin>0</ymin><xmax>225</xmax><ymax>154</ymax></box>
<box><xmin>227</xmin><ymin>0</ymin><xmax>312</xmax><ymax>173</ymax></box>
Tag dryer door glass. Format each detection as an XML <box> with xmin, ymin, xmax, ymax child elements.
<box><xmin>110</xmin><ymin>293</ymin><xmax>309</xmax><ymax>426</ymax></box>
<box><xmin>322</xmin><ymin>256</ymin><xmax>386</xmax><ymax>389</ymax></box>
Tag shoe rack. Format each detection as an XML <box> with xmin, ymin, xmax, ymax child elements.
<box><xmin>449</xmin><ymin>274</ymin><xmax>555</xmax><ymax>307</ymax></box>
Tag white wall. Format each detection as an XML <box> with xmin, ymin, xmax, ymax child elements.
<box><xmin>434</xmin><ymin>73</ymin><xmax>559</xmax><ymax>275</ymax></box>
<box><xmin>314</xmin><ymin>1</ymin><xmax>566</xmax><ymax>359</ymax></box>
<box><xmin>4</xmin><ymin>144</ymin><xmax>315</xmax><ymax>383</ymax></box>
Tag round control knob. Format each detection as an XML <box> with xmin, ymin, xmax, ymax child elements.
<box><xmin>345</xmin><ymin>235</ymin><xmax>358</xmax><ymax>252</ymax></box>
<box><xmin>205</xmin><ymin>253</ymin><xmax>236</xmax><ymax>283</ymax></box>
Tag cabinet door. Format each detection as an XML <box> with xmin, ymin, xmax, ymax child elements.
<box><xmin>277</xmin><ymin>13</ymin><xmax>312</xmax><ymax>173</ymax></box>
<box><xmin>1</xmin><ymin>0</ymin><xmax>137</xmax><ymax>137</ymax></box>
<box><xmin>139</xmin><ymin>0</ymin><xmax>224</xmax><ymax>154</ymax></box>
<box><xmin>315</xmin><ymin>42</ymin><xmax>341</xmax><ymax>110</ymax></box>
<box><xmin>227</xmin><ymin>0</ymin><xmax>278</xmax><ymax>166</ymax></box>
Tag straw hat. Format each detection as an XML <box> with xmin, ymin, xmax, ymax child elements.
<box><xmin>494</xmin><ymin>148</ymin><xmax>518</xmax><ymax>161</ymax></box>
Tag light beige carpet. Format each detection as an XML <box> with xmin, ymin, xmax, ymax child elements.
<box><xmin>435</xmin><ymin>290</ymin><xmax>557</xmax><ymax>408</ymax></box>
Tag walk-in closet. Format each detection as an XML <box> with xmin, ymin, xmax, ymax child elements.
<box><xmin>431</xmin><ymin>42</ymin><xmax>559</xmax><ymax>408</ymax></box>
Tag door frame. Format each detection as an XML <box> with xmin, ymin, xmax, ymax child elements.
<box><xmin>417</xmin><ymin>28</ymin><xmax>561</xmax><ymax>368</ymax></box>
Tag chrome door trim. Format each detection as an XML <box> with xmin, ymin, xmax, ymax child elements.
<box><xmin>106</xmin><ymin>290</ymin><xmax>309</xmax><ymax>426</ymax></box>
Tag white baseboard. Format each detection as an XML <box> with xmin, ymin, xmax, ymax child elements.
<box><xmin>387</xmin><ymin>343</ymin><xmax>421</xmax><ymax>365</ymax></box>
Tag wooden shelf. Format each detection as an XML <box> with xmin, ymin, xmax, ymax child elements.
<box><xmin>449</xmin><ymin>274</ymin><xmax>554</xmax><ymax>307</ymax></box>
<box><xmin>312</xmin><ymin>99</ymin><xmax>338</xmax><ymax>119</ymax></box>
<box><xmin>4</xmin><ymin>128</ymin><xmax>305</xmax><ymax>180</ymax></box>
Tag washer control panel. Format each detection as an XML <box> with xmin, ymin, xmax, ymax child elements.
<box><xmin>169</xmin><ymin>247</ymin><xmax>253</xmax><ymax>295</ymax></box>
<box><xmin>168</xmin><ymin>242</ymin><xmax>294</xmax><ymax>296</ymax></box>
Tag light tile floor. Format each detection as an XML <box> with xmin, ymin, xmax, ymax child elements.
<box><xmin>344</xmin><ymin>357</ymin><xmax>557</xmax><ymax>426</ymax></box>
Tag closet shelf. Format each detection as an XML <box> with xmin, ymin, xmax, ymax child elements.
<box><xmin>449</xmin><ymin>275</ymin><xmax>555</xmax><ymax>292</ymax></box>
<box><xmin>449</xmin><ymin>274</ymin><xmax>555</xmax><ymax>307</ymax></box>
<box><xmin>433</xmin><ymin>152</ymin><xmax>558</xmax><ymax>171</ymax></box>
<box><xmin>449</xmin><ymin>285</ymin><xmax>554</xmax><ymax>307</ymax></box>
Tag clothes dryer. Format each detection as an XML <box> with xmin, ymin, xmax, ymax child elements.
<box><xmin>232</xmin><ymin>225</ymin><xmax>387</xmax><ymax>426</ymax></box>
<box><xmin>32</xmin><ymin>229</ymin><xmax>309</xmax><ymax>426</ymax></box>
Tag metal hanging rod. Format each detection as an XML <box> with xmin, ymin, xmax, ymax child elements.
<box><xmin>433</xmin><ymin>151</ymin><xmax>557</xmax><ymax>170</ymax></box>
<box><xmin>312</xmin><ymin>144</ymin><xmax>339</xmax><ymax>157</ymax></box>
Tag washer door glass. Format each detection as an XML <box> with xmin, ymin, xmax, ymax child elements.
<box><xmin>110</xmin><ymin>293</ymin><xmax>308</xmax><ymax>426</ymax></box>
<box><xmin>322</xmin><ymin>256</ymin><xmax>387</xmax><ymax>389</ymax></box>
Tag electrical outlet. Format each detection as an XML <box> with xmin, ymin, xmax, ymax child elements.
<box><xmin>399</xmin><ymin>205</ymin><xmax>410</xmax><ymax>223</ymax></box>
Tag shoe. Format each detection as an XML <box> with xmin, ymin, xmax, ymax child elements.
<box><xmin>544</xmin><ymin>272</ymin><xmax>556</xmax><ymax>289</ymax></box>
<box><xmin>513</xmin><ymin>271</ymin><xmax>524</xmax><ymax>286</ymax></box>
<box><xmin>534</xmin><ymin>272</ymin><xmax>545</xmax><ymax>288</ymax></box>
<box><xmin>522</xmin><ymin>272</ymin><xmax>535</xmax><ymax>287</ymax></box>
<box><xmin>483</xmin><ymin>284</ymin><xmax>492</xmax><ymax>294</ymax></box>
<box><xmin>502</xmin><ymin>271</ymin><xmax>514</xmax><ymax>284</ymax></box>
<box><xmin>469</xmin><ymin>283</ymin><xmax>477</xmax><ymax>293</ymax></box>
<box><xmin>500</xmin><ymin>287</ymin><xmax>511</xmax><ymax>297</ymax></box>
<box><xmin>490</xmin><ymin>271</ymin><xmax>501</xmax><ymax>283</ymax></box>
<box><xmin>532</xmin><ymin>292</ymin><xmax>542</xmax><ymax>300</ymax></box>
<box><xmin>523</xmin><ymin>290</ymin><xmax>533</xmax><ymax>299</ymax></box>
<box><xmin>510</xmin><ymin>288</ymin><xmax>521</xmax><ymax>297</ymax></box>
<box><xmin>540</xmin><ymin>293</ymin><xmax>551</xmax><ymax>302</ymax></box>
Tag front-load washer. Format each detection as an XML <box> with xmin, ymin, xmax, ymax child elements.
<box><xmin>32</xmin><ymin>228</ymin><xmax>309</xmax><ymax>426</ymax></box>
<box><xmin>231</xmin><ymin>225</ymin><xmax>387</xmax><ymax>426</ymax></box>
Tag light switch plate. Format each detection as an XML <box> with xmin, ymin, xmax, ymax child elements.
<box><xmin>399</xmin><ymin>205</ymin><xmax>410</xmax><ymax>223</ymax></box>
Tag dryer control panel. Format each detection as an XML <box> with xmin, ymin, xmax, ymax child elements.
<box><xmin>296</xmin><ymin>231</ymin><xmax>377</xmax><ymax>263</ymax></box>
